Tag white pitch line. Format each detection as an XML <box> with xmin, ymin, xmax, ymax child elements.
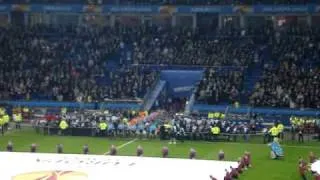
<box><xmin>103</xmin><ymin>138</ymin><xmax>138</xmax><ymax>155</ymax></box>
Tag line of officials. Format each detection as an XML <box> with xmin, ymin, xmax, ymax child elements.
<box><xmin>0</xmin><ymin>108</ymin><xmax>23</xmax><ymax>135</ymax></box>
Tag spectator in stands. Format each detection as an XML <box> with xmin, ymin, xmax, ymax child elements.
<box><xmin>133</xmin><ymin>32</ymin><xmax>254</xmax><ymax>66</ymax></box>
<box><xmin>250</xmin><ymin>28</ymin><xmax>320</xmax><ymax>109</ymax></box>
<box><xmin>196</xmin><ymin>68</ymin><xmax>244</xmax><ymax>105</ymax></box>
<box><xmin>0</xmin><ymin>25</ymin><xmax>158</xmax><ymax>102</ymax></box>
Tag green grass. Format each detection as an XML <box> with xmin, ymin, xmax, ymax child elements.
<box><xmin>0</xmin><ymin>128</ymin><xmax>319</xmax><ymax>180</ymax></box>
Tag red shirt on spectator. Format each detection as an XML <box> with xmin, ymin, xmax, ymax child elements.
<box><xmin>45</xmin><ymin>114</ymin><xmax>58</xmax><ymax>121</ymax></box>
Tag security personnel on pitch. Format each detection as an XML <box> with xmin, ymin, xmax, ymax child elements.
<box><xmin>13</xmin><ymin>112</ymin><xmax>23</xmax><ymax>129</ymax></box>
<box><xmin>0</xmin><ymin>116</ymin><xmax>4</xmax><ymax>135</ymax></box>
<box><xmin>277</xmin><ymin>122</ymin><xmax>284</xmax><ymax>139</ymax></box>
<box><xmin>99</xmin><ymin>121</ymin><xmax>108</xmax><ymax>136</ymax></box>
<box><xmin>59</xmin><ymin>119</ymin><xmax>69</xmax><ymax>135</ymax></box>
<box><xmin>268</xmin><ymin>124</ymin><xmax>279</xmax><ymax>142</ymax></box>
<box><xmin>3</xmin><ymin>113</ymin><xmax>9</xmax><ymax>132</ymax></box>
<box><xmin>211</xmin><ymin>125</ymin><xmax>220</xmax><ymax>141</ymax></box>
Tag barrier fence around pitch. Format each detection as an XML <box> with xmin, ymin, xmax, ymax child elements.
<box><xmin>37</xmin><ymin>126</ymin><xmax>266</xmax><ymax>135</ymax></box>
<box><xmin>35</xmin><ymin>126</ymin><xmax>274</xmax><ymax>142</ymax></box>
<box><xmin>34</xmin><ymin>126</ymin><xmax>315</xmax><ymax>143</ymax></box>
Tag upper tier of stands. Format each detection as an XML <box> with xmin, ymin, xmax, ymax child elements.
<box><xmin>195</xmin><ymin>25</ymin><xmax>320</xmax><ymax>109</ymax></box>
<box><xmin>0</xmin><ymin>23</ymin><xmax>319</xmax><ymax>109</ymax></box>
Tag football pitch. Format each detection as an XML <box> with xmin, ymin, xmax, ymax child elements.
<box><xmin>0</xmin><ymin>128</ymin><xmax>319</xmax><ymax>180</ymax></box>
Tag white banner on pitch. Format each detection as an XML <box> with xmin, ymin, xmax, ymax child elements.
<box><xmin>312</xmin><ymin>160</ymin><xmax>320</xmax><ymax>174</ymax></box>
<box><xmin>0</xmin><ymin>152</ymin><xmax>238</xmax><ymax>180</ymax></box>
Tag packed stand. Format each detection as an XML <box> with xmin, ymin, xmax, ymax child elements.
<box><xmin>250</xmin><ymin>26</ymin><xmax>320</xmax><ymax>109</ymax></box>
<box><xmin>102</xmin><ymin>67</ymin><xmax>157</xmax><ymax>100</ymax></box>
<box><xmin>250</xmin><ymin>62</ymin><xmax>320</xmax><ymax>109</ymax></box>
<box><xmin>0</xmin><ymin>25</ymin><xmax>157</xmax><ymax>102</ymax></box>
<box><xmin>132</xmin><ymin>28</ymin><xmax>256</xmax><ymax>66</ymax></box>
<box><xmin>196</xmin><ymin>68</ymin><xmax>244</xmax><ymax>104</ymax></box>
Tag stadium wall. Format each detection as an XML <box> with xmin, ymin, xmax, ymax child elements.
<box><xmin>0</xmin><ymin>101</ymin><xmax>142</xmax><ymax>110</ymax></box>
<box><xmin>0</xmin><ymin>100</ymin><xmax>318</xmax><ymax>117</ymax></box>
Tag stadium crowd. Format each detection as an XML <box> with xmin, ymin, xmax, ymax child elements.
<box><xmin>190</xmin><ymin>25</ymin><xmax>320</xmax><ymax>108</ymax></box>
<box><xmin>249</xmin><ymin>27</ymin><xmax>320</xmax><ymax>108</ymax></box>
<box><xmin>0</xmin><ymin>23</ymin><xmax>319</xmax><ymax>110</ymax></box>
<box><xmin>196</xmin><ymin>68</ymin><xmax>244</xmax><ymax>104</ymax></box>
<box><xmin>250</xmin><ymin>61</ymin><xmax>320</xmax><ymax>108</ymax></box>
<box><xmin>132</xmin><ymin>30</ymin><xmax>255</xmax><ymax>66</ymax></box>
<box><xmin>0</xmin><ymin>25</ymin><xmax>157</xmax><ymax>102</ymax></box>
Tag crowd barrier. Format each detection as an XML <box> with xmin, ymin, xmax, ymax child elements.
<box><xmin>35</xmin><ymin>125</ymin><xmax>318</xmax><ymax>144</ymax></box>
<box><xmin>37</xmin><ymin>126</ymin><xmax>96</xmax><ymax>136</ymax></box>
<box><xmin>35</xmin><ymin>125</ymin><xmax>272</xmax><ymax>144</ymax></box>
<box><xmin>1</xmin><ymin>100</ymin><xmax>319</xmax><ymax>117</ymax></box>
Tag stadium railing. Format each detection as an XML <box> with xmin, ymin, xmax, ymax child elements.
<box><xmin>35</xmin><ymin>125</ymin><xmax>292</xmax><ymax>144</ymax></box>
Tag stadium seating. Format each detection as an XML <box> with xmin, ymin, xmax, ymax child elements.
<box><xmin>196</xmin><ymin>68</ymin><xmax>244</xmax><ymax>105</ymax></box>
<box><xmin>249</xmin><ymin>26</ymin><xmax>320</xmax><ymax>109</ymax></box>
<box><xmin>133</xmin><ymin>34</ymin><xmax>255</xmax><ymax>66</ymax></box>
<box><xmin>0</xmin><ymin>22</ymin><xmax>319</xmax><ymax>110</ymax></box>
<box><xmin>193</xmin><ymin>25</ymin><xmax>320</xmax><ymax>108</ymax></box>
<box><xmin>0</xmin><ymin>25</ymin><xmax>157</xmax><ymax>101</ymax></box>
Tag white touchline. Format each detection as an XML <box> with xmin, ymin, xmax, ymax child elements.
<box><xmin>103</xmin><ymin>138</ymin><xmax>138</xmax><ymax>155</ymax></box>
